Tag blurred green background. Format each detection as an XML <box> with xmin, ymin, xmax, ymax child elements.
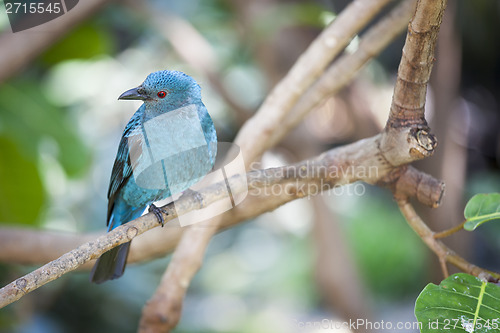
<box><xmin>0</xmin><ymin>0</ymin><xmax>499</xmax><ymax>332</ymax></box>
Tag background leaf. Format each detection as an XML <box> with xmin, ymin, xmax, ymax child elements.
<box><xmin>415</xmin><ymin>273</ymin><xmax>500</xmax><ymax>333</ymax></box>
<box><xmin>0</xmin><ymin>136</ymin><xmax>44</xmax><ymax>225</ymax></box>
<box><xmin>344</xmin><ymin>191</ymin><xmax>427</xmax><ymax>298</ymax></box>
<box><xmin>464</xmin><ymin>193</ymin><xmax>500</xmax><ymax>231</ymax></box>
<box><xmin>0</xmin><ymin>80</ymin><xmax>90</xmax><ymax>177</ymax></box>
<box><xmin>41</xmin><ymin>22</ymin><xmax>114</xmax><ymax>65</ymax></box>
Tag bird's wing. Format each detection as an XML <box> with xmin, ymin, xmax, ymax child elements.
<box><xmin>106</xmin><ymin>109</ymin><xmax>144</xmax><ymax>224</ymax></box>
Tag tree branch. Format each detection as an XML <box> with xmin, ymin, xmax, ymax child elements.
<box><xmin>0</xmin><ymin>228</ymin><xmax>98</xmax><ymax>266</ymax></box>
<box><xmin>387</xmin><ymin>0</ymin><xmax>448</xmax><ymax>128</ymax></box>
<box><xmin>0</xmin><ymin>126</ymin><xmax>443</xmax><ymax>309</ymax></box>
<box><xmin>138</xmin><ymin>132</ymin><xmax>441</xmax><ymax>331</ymax></box>
<box><xmin>268</xmin><ymin>0</ymin><xmax>418</xmax><ymax>151</ymax></box>
<box><xmin>379</xmin><ymin>165</ymin><xmax>445</xmax><ymax>208</ymax></box>
<box><xmin>0</xmin><ymin>166</ymin><xmax>444</xmax><ymax>270</ymax></box>
<box><xmin>234</xmin><ymin>0</ymin><xmax>395</xmax><ymax>165</ymax></box>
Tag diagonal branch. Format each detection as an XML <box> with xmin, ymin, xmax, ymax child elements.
<box><xmin>138</xmin><ymin>131</ymin><xmax>439</xmax><ymax>332</ymax></box>
<box><xmin>234</xmin><ymin>0</ymin><xmax>395</xmax><ymax>165</ymax></box>
<box><xmin>263</xmin><ymin>0</ymin><xmax>418</xmax><ymax>153</ymax></box>
<box><xmin>0</xmin><ymin>127</ymin><xmax>444</xmax><ymax>309</ymax></box>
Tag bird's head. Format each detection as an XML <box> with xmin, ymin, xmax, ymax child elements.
<box><xmin>118</xmin><ymin>70</ymin><xmax>202</xmax><ymax>107</ymax></box>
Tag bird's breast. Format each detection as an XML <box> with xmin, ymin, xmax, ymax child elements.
<box><xmin>125</xmin><ymin>104</ymin><xmax>215</xmax><ymax>198</ymax></box>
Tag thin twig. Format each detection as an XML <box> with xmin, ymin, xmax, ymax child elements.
<box><xmin>397</xmin><ymin>198</ymin><xmax>500</xmax><ymax>280</ymax></box>
<box><xmin>433</xmin><ymin>220</ymin><xmax>466</xmax><ymax>239</ymax></box>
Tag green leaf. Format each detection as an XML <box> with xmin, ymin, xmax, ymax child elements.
<box><xmin>0</xmin><ymin>80</ymin><xmax>90</xmax><ymax>177</ymax></box>
<box><xmin>345</xmin><ymin>194</ymin><xmax>427</xmax><ymax>298</ymax></box>
<box><xmin>0</xmin><ymin>136</ymin><xmax>45</xmax><ymax>225</ymax></box>
<box><xmin>41</xmin><ymin>22</ymin><xmax>114</xmax><ymax>65</ymax></box>
<box><xmin>464</xmin><ymin>193</ymin><xmax>500</xmax><ymax>231</ymax></box>
<box><xmin>415</xmin><ymin>273</ymin><xmax>500</xmax><ymax>333</ymax></box>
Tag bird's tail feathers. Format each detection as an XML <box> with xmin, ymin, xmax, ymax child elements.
<box><xmin>90</xmin><ymin>242</ymin><xmax>130</xmax><ymax>284</ymax></box>
<box><xmin>91</xmin><ymin>202</ymin><xmax>145</xmax><ymax>284</ymax></box>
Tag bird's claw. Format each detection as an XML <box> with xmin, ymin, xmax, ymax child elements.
<box><xmin>149</xmin><ymin>203</ymin><xmax>168</xmax><ymax>227</ymax></box>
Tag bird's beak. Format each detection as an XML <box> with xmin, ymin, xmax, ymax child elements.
<box><xmin>118</xmin><ymin>86</ymin><xmax>147</xmax><ymax>100</ymax></box>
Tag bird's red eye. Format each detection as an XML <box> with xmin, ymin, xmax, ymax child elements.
<box><xmin>157</xmin><ymin>91</ymin><xmax>167</xmax><ymax>98</ymax></box>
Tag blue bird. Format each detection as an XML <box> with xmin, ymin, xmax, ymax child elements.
<box><xmin>90</xmin><ymin>70</ymin><xmax>217</xmax><ymax>283</ymax></box>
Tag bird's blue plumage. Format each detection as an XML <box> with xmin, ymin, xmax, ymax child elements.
<box><xmin>90</xmin><ymin>70</ymin><xmax>217</xmax><ymax>283</ymax></box>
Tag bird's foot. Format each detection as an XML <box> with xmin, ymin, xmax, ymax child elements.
<box><xmin>149</xmin><ymin>203</ymin><xmax>168</xmax><ymax>227</ymax></box>
<box><xmin>181</xmin><ymin>189</ymin><xmax>205</xmax><ymax>209</ymax></box>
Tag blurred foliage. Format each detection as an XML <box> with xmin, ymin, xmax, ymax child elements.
<box><xmin>342</xmin><ymin>190</ymin><xmax>428</xmax><ymax>299</ymax></box>
<box><xmin>0</xmin><ymin>136</ymin><xmax>44</xmax><ymax>225</ymax></box>
<box><xmin>41</xmin><ymin>22</ymin><xmax>115</xmax><ymax>65</ymax></box>
<box><xmin>0</xmin><ymin>79</ymin><xmax>90</xmax><ymax>225</ymax></box>
<box><xmin>0</xmin><ymin>81</ymin><xmax>90</xmax><ymax>178</ymax></box>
